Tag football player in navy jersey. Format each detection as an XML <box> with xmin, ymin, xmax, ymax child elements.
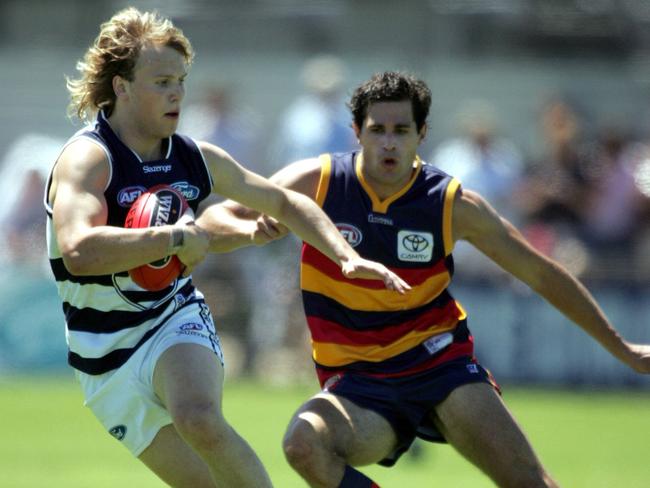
<box><xmin>203</xmin><ymin>71</ymin><xmax>650</xmax><ymax>487</ymax></box>
<box><xmin>46</xmin><ymin>8</ymin><xmax>408</xmax><ymax>488</ymax></box>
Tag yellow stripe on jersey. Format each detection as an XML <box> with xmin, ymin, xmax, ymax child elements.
<box><xmin>312</xmin><ymin>319</ymin><xmax>460</xmax><ymax>366</ymax></box>
<box><xmin>355</xmin><ymin>154</ymin><xmax>423</xmax><ymax>214</ymax></box>
<box><xmin>301</xmin><ymin>262</ymin><xmax>452</xmax><ymax>311</ymax></box>
<box><xmin>315</xmin><ymin>154</ymin><xmax>332</xmax><ymax>208</ymax></box>
<box><xmin>443</xmin><ymin>177</ymin><xmax>461</xmax><ymax>256</ymax></box>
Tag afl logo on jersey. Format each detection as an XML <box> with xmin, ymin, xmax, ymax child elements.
<box><xmin>336</xmin><ymin>223</ymin><xmax>363</xmax><ymax>247</ymax></box>
<box><xmin>117</xmin><ymin>186</ymin><xmax>147</xmax><ymax>207</ymax></box>
<box><xmin>397</xmin><ymin>230</ymin><xmax>433</xmax><ymax>262</ymax></box>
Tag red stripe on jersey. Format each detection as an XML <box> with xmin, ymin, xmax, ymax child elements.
<box><xmin>307</xmin><ymin>299</ymin><xmax>464</xmax><ymax>346</ymax></box>
<box><xmin>302</xmin><ymin>244</ymin><xmax>449</xmax><ymax>289</ymax></box>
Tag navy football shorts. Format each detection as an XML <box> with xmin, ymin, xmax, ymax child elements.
<box><xmin>325</xmin><ymin>356</ymin><xmax>499</xmax><ymax>466</ymax></box>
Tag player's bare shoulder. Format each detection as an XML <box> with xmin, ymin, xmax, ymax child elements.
<box><xmin>50</xmin><ymin>137</ymin><xmax>111</xmax><ymax>204</ymax></box>
<box><xmin>451</xmin><ymin>188</ymin><xmax>496</xmax><ymax>243</ymax></box>
<box><xmin>196</xmin><ymin>140</ymin><xmax>228</xmax><ymax>159</ymax></box>
<box><xmin>194</xmin><ymin>140</ymin><xmax>245</xmax><ymax>184</ymax></box>
<box><xmin>271</xmin><ymin>157</ymin><xmax>322</xmax><ymax>200</ymax></box>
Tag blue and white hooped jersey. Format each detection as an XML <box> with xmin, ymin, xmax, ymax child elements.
<box><xmin>44</xmin><ymin>112</ymin><xmax>214</xmax><ymax>375</ymax></box>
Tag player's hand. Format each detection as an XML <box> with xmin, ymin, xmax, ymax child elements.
<box><xmin>251</xmin><ymin>215</ymin><xmax>289</xmax><ymax>246</ymax></box>
<box><xmin>177</xmin><ymin>221</ymin><xmax>210</xmax><ymax>276</ymax></box>
<box><xmin>625</xmin><ymin>343</ymin><xmax>650</xmax><ymax>374</ymax></box>
<box><xmin>341</xmin><ymin>258</ymin><xmax>411</xmax><ymax>294</ymax></box>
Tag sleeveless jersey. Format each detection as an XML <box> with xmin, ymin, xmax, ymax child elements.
<box><xmin>301</xmin><ymin>152</ymin><xmax>474</xmax><ymax>384</ymax></box>
<box><xmin>45</xmin><ymin>112</ymin><xmax>213</xmax><ymax>375</ymax></box>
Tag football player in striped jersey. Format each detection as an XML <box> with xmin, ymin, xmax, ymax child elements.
<box><xmin>203</xmin><ymin>71</ymin><xmax>650</xmax><ymax>488</ymax></box>
<box><xmin>47</xmin><ymin>9</ymin><xmax>407</xmax><ymax>488</ymax></box>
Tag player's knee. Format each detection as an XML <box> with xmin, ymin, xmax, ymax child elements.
<box><xmin>283</xmin><ymin>419</ymin><xmax>321</xmax><ymax>472</ymax></box>
<box><xmin>171</xmin><ymin>401</ymin><xmax>230</xmax><ymax>451</ymax></box>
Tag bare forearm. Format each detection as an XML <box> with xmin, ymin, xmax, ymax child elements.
<box><xmin>533</xmin><ymin>262</ymin><xmax>630</xmax><ymax>363</ymax></box>
<box><xmin>195</xmin><ymin>204</ymin><xmax>256</xmax><ymax>253</ymax></box>
<box><xmin>61</xmin><ymin>226</ymin><xmax>174</xmax><ymax>275</ymax></box>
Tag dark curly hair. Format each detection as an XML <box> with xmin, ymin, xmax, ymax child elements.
<box><xmin>348</xmin><ymin>71</ymin><xmax>431</xmax><ymax>132</ymax></box>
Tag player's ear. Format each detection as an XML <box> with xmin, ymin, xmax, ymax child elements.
<box><xmin>418</xmin><ymin>123</ymin><xmax>427</xmax><ymax>142</ymax></box>
<box><xmin>352</xmin><ymin>122</ymin><xmax>362</xmax><ymax>141</ymax></box>
<box><xmin>112</xmin><ymin>75</ymin><xmax>129</xmax><ymax>99</ymax></box>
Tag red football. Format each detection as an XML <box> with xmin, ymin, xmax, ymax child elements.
<box><xmin>124</xmin><ymin>185</ymin><xmax>189</xmax><ymax>291</ymax></box>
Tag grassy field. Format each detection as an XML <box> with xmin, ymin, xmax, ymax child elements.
<box><xmin>1</xmin><ymin>375</ymin><xmax>649</xmax><ymax>487</ymax></box>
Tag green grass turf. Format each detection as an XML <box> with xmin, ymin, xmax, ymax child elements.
<box><xmin>1</xmin><ymin>375</ymin><xmax>649</xmax><ymax>487</ymax></box>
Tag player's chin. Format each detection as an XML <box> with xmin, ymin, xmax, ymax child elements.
<box><xmin>162</xmin><ymin>116</ymin><xmax>180</xmax><ymax>133</ymax></box>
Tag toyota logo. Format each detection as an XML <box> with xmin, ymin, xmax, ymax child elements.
<box><xmin>402</xmin><ymin>233</ymin><xmax>429</xmax><ymax>252</ymax></box>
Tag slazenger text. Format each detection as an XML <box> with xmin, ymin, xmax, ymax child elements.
<box><xmin>143</xmin><ymin>164</ymin><xmax>172</xmax><ymax>173</ymax></box>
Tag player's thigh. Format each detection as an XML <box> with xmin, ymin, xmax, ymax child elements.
<box><xmin>431</xmin><ymin>382</ymin><xmax>543</xmax><ymax>478</ymax></box>
<box><xmin>153</xmin><ymin>343</ymin><xmax>225</xmax><ymax>412</ymax></box>
<box><xmin>138</xmin><ymin>423</ymin><xmax>214</xmax><ymax>488</ymax></box>
<box><xmin>288</xmin><ymin>392</ymin><xmax>398</xmax><ymax>466</ymax></box>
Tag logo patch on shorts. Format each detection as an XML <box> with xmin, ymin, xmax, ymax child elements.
<box><xmin>109</xmin><ymin>425</ymin><xmax>127</xmax><ymax>441</ymax></box>
<box><xmin>180</xmin><ymin>322</ymin><xmax>203</xmax><ymax>331</ymax></box>
<box><xmin>177</xmin><ymin>322</ymin><xmax>206</xmax><ymax>338</ymax></box>
<box><xmin>174</xmin><ymin>293</ymin><xmax>187</xmax><ymax>308</ymax></box>
<box><xmin>466</xmin><ymin>364</ymin><xmax>479</xmax><ymax>374</ymax></box>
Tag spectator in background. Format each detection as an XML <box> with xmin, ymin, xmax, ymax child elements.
<box><xmin>7</xmin><ymin>169</ymin><xmax>45</xmax><ymax>261</ymax></box>
<box><xmin>516</xmin><ymin>97</ymin><xmax>591</xmax><ymax>226</ymax></box>
<box><xmin>517</xmin><ymin>99</ymin><xmax>650</xmax><ymax>281</ymax></box>
<box><xmin>431</xmin><ymin>99</ymin><xmax>524</xmax><ymax>282</ymax></box>
<box><xmin>431</xmin><ymin>99</ymin><xmax>524</xmax><ymax>221</ymax></box>
<box><xmin>577</xmin><ymin>126</ymin><xmax>650</xmax><ymax>280</ymax></box>
<box><xmin>628</xmin><ymin>138</ymin><xmax>650</xmax><ymax>280</ymax></box>
<box><xmin>582</xmin><ymin>127</ymin><xmax>646</xmax><ymax>244</ymax></box>
<box><xmin>270</xmin><ymin>54</ymin><xmax>357</xmax><ymax>168</ymax></box>
<box><xmin>0</xmin><ymin>133</ymin><xmax>64</xmax><ymax>274</ymax></box>
<box><xmin>0</xmin><ymin>134</ymin><xmax>69</xmax><ymax>374</ymax></box>
<box><xmin>515</xmin><ymin>97</ymin><xmax>593</xmax><ymax>277</ymax></box>
<box><xmin>179</xmin><ymin>84</ymin><xmax>263</xmax><ymax>170</ymax></box>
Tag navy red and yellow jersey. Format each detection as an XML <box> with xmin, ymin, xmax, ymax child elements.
<box><xmin>300</xmin><ymin>152</ymin><xmax>474</xmax><ymax>385</ymax></box>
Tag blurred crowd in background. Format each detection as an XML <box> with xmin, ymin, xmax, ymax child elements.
<box><xmin>2</xmin><ymin>0</ymin><xmax>650</xmax><ymax>385</ymax></box>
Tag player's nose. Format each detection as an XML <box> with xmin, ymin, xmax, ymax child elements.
<box><xmin>382</xmin><ymin>134</ymin><xmax>397</xmax><ymax>150</ymax></box>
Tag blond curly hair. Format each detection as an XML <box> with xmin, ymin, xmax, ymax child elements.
<box><xmin>67</xmin><ymin>7</ymin><xmax>194</xmax><ymax>123</ymax></box>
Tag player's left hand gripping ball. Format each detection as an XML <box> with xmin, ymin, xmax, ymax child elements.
<box><xmin>124</xmin><ymin>185</ymin><xmax>189</xmax><ymax>291</ymax></box>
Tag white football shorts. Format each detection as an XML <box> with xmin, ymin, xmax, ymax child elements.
<box><xmin>75</xmin><ymin>301</ymin><xmax>224</xmax><ymax>456</ymax></box>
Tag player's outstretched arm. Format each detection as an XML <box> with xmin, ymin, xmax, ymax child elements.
<box><xmin>453</xmin><ymin>188</ymin><xmax>650</xmax><ymax>373</ymax></box>
<box><xmin>197</xmin><ymin>144</ymin><xmax>410</xmax><ymax>293</ymax></box>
